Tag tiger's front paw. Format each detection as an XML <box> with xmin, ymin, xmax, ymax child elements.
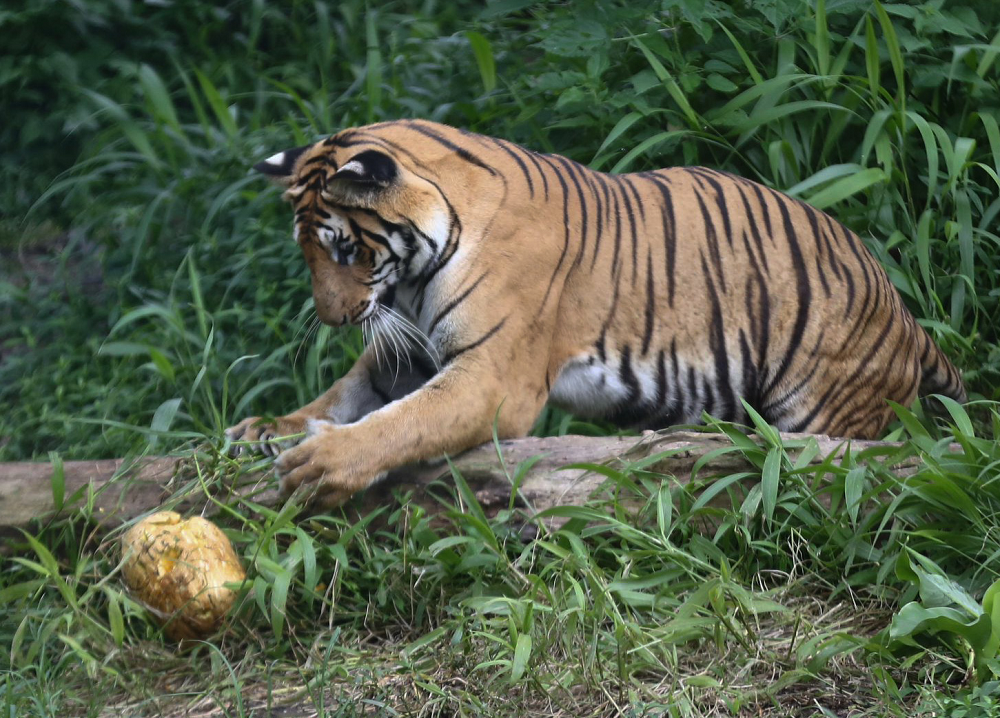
<box><xmin>225</xmin><ymin>414</ymin><xmax>309</xmax><ymax>458</ymax></box>
<box><xmin>273</xmin><ymin>421</ymin><xmax>379</xmax><ymax>508</ymax></box>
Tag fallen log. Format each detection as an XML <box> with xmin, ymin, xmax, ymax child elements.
<box><xmin>0</xmin><ymin>430</ymin><xmax>922</xmax><ymax>541</ymax></box>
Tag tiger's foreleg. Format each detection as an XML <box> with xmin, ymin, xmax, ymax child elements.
<box><xmin>272</xmin><ymin>347</ymin><xmax>546</xmax><ymax>508</ymax></box>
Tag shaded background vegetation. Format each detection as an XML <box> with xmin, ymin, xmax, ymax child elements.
<box><xmin>1</xmin><ymin>0</ymin><xmax>998</xmax><ymax>461</ymax></box>
<box><xmin>4</xmin><ymin>2</ymin><xmax>1000</xmax><ymax>716</ymax></box>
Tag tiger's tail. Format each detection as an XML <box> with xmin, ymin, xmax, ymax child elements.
<box><xmin>915</xmin><ymin>326</ymin><xmax>967</xmax><ymax>403</ymax></box>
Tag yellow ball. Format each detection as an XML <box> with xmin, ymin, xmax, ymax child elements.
<box><xmin>121</xmin><ymin>511</ymin><xmax>246</xmax><ymax>641</ymax></box>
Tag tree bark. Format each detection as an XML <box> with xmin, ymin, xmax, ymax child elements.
<box><xmin>0</xmin><ymin>430</ymin><xmax>918</xmax><ymax>540</ymax></box>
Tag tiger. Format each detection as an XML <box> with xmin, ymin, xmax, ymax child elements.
<box><xmin>226</xmin><ymin>119</ymin><xmax>966</xmax><ymax>508</ymax></box>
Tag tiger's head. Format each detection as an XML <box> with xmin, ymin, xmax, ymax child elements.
<box><xmin>254</xmin><ymin>122</ymin><xmax>499</xmax><ymax>328</ymax></box>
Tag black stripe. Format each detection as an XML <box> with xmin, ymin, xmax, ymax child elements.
<box><xmin>586</xmin><ymin>170</ymin><xmax>607</xmax><ymax>269</ymax></box>
<box><xmin>401</xmin><ymin>121</ymin><xmax>498</xmax><ymax>176</ymax></box>
<box><xmin>738</xmin><ymin>329</ymin><xmax>759</xmax><ymax>411</ymax></box>
<box><xmin>816</xmin><ymin>213</ymin><xmax>842</xmax><ymax>281</ymax></box>
<box><xmin>764</xmin><ymin>328</ymin><xmax>827</xmax><ymax>421</ymax></box>
<box><xmin>643</xmin><ymin>173</ymin><xmax>678</xmax><ymax>307</ymax></box>
<box><xmin>811</xmin><ymin>319</ymin><xmax>897</xmax><ymax>434</ymax></box>
<box><xmin>296</xmin><ymin>167</ymin><xmax>328</xmax><ymax>188</ymax></box>
<box><xmin>700</xmin><ymin>252</ymin><xmax>734</xmax><ymax>421</ymax></box>
<box><xmin>608</xmin><ymin>173</ymin><xmax>624</xmax><ymax>280</ymax></box>
<box><xmin>411</xmin><ymin>171</ymin><xmax>464</xmax><ymax>291</ymax></box>
<box><xmin>595</xmin><ymin>334</ymin><xmax>607</xmax><ymax>362</ymax></box>
<box><xmin>490</xmin><ymin>138</ymin><xmax>535</xmax><ymax>198</ymax></box>
<box><xmin>618</xmin><ymin>345</ymin><xmax>641</xmax><ymax>403</ymax></box>
<box><xmin>621</xmin><ymin>175</ymin><xmax>646</xmax><ymax>224</ymax></box>
<box><xmin>304</xmin><ymin>154</ymin><xmax>336</xmax><ymax>168</ymax></box>
<box><xmin>702</xmin><ymin>374</ymin><xmax>716</xmax><ymax>419</ymax></box>
<box><xmin>690</xmin><ymin>168</ymin><xmax>733</xmax><ymax>248</ymax></box>
<box><xmin>670</xmin><ymin>340</ymin><xmax>685</xmax><ymax>419</ymax></box>
<box><xmin>595</xmin><ymin>270</ymin><xmax>623</xmax><ymax>361</ymax></box>
<box><xmin>641</xmin><ymin>248</ymin><xmax>656</xmax><ymax>356</ymax></box>
<box><xmin>747</xmin><ymin>181</ymin><xmax>774</xmax><ymax>240</ymax></box>
<box><xmin>655</xmin><ymin>349</ymin><xmax>667</xmax><ymax>409</ymax></box>
<box><xmin>759</xmin><ymin>192</ymin><xmax>812</xmax><ymax>399</ymax></box>
<box><xmin>741</xmin><ymin>244</ymin><xmax>771</xmax><ymax>372</ymax></box>
<box><xmin>733</xmin><ymin>182</ymin><xmax>770</xmax><ymax>274</ymax></box>
<box><xmin>353</xmin><ymin>221</ymin><xmax>400</xmax><ymax>261</ymax></box>
<box><xmin>428</xmin><ymin>271</ymin><xmax>489</xmax><ymax>336</ymax></box>
<box><xmin>443</xmin><ymin>317</ymin><xmax>508</xmax><ymax>364</ymax></box>
<box><xmin>551</xmin><ymin>156</ymin><xmax>590</xmax><ymax>270</ymax></box>
<box><xmin>802</xmin><ymin>206</ymin><xmax>831</xmax><ymax>299</ymax></box>
<box><xmin>324</xmin><ymin>131</ymin><xmax>361</xmax><ymax>147</ymax></box>
<box><xmin>614</xmin><ymin>175</ymin><xmax>640</xmax><ymax>280</ymax></box>
<box><xmin>694</xmin><ymin>192</ymin><xmax>727</xmax><ymax>288</ymax></box>
<box><xmin>522</xmin><ymin>149</ymin><xmax>551</xmax><ymax>201</ymax></box>
<box><xmin>536</xmin><ymin>155</ymin><xmax>574</xmax><ymax>315</ymax></box>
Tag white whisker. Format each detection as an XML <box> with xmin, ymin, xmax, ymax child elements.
<box><xmin>294</xmin><ymin>311</ymin><xmax>322</xmax><ymax>366</ymax></box>
<box><xmin>383</xmin><ymin>304</ymin><xmax>441</xmax><ymax>369</ymax></box>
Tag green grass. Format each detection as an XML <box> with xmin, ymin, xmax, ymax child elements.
<box><xmin>2</xmin><ymin>0</ymin><xmax>1000</xmax><ymax>714</ymax></box>
<box><xmin>4</xmin><ymin>408</ymin><xmax>1000</xmax><ymax>716</ymax></box>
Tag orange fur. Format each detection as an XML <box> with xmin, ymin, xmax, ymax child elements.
<box><xmin>227</xmin><ymin>120</ymin><xmax>965</xmax><ymax>506</ymax></box>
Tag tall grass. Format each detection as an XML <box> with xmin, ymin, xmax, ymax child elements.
<box><xmin>3</xmin><ymin>404</ymin><xmax>1000</xmax><ymax>714</ymax></box>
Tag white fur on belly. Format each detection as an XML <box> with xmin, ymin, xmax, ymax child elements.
<box><xmin>548</xmin><ymin>355</ymin><xmax>628</xmax><ymax>417</ymax></box>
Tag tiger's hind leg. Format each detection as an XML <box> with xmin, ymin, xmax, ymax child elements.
<box><xmin>759</xmin><ymin>348</ymin><xmax>921</xmax><ymax>440</ymax></box>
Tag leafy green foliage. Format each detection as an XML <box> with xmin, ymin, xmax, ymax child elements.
<box><xmin>2</xmin><ymin>0</ymin><xmax>1000</xmax><ymax>714</ymax></box>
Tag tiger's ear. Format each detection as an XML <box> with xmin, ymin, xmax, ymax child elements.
<box><xmin>333</xmin><ymin>149</ymin><xmax>397</xmax><ymax>187</ymax></box>
<box><xmin>253</xmin><ymin>145</ymin><xmax>311</xmax><ymax>185</ymax></box>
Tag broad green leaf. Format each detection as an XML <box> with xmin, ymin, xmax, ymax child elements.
<box><xmin>295</xmin><ymin>526</ymin><xmax>318</xmax><ymax>599</ymax></box>
<box><xmin>466</xmin><ymin>31</ymin><xmax>496</xmax><ymax>94</ymax></box>
<box><xmin>864</xmin><ymin>16</ymin><xmax>880</xmax><ymax>103</ymax></box>
<box><xmin>890</xmin><ymin>603</ymin><xmax>991</xmax><ymax>649</ymax></box>
<box><xmin>905</xmin><ymin>112</ymin><xmax>940</xmax><ymax>208</ymax></box>
<box><xmin>875</xmin><ymin>1</ymin><xmax>905</xmax><ymax>105</ymax></box>
<box><xmin>151</xmin><ymin>398</ymin><xmax>182</xmax><ymax>435</ymax></box>
<box><xmin>976</xmin><ymin>26</ymin><xmax>1000</xmax><ymax>78</ymax></box>
<box><xmin>844</xmin><ymin>466</ymin><xmax>866</xmax><ymax>526</ymax></box>
<box><xmin>937</xmin><ymin>395</ymin><xmax>975</xmax><ymax>438</ymax></box>
<box><xmin>138</xmin><ymin>63</ymin><xmax>182</xmax><ymax>133</ymax></box>
<box><xmin>105</xmin><ymin>587</ymin><xmax>125</xmax><ymax>648</ymax></box>
<box><xmin>787</xmin><ymin>164</ymin><xmax>865</xmax><ymax>198</ymax></box>
<box><xmin>365</xmin><ymin>10</ymin><xmax>383</xmax><ymax>123</ymax></box>
<box><xmin>656</xmin><ymin>483</ymin><xmax>673</xmax><ymax>540</ymax></box>
<box><xmin>510</xmin><ymin>633</ymin><xmax>532</xmax><ymax>681</ymax></box>
<box><xmin>761</xmin><ymin>447</ymin><xmax>781</xmax><ymax>522</ymax></box>
<box><xmin>632</xmin><ymin>38</ymin><xmax>700</xmax><ymax>128</ymax></box>
<box><xmin>194</xmin><ymin>69</ymin><xmax>238</xmax><ymax>138</ymax></box>
<box><xmin>49</xmin><ymin>452</ymin><xmax>65</xmax><ymax>512</ymax></box>
<box><xmin>814</xmin><ymin>0</ymin><xmax>829</xmax><ymax>77</ymax></box>
<box><xmin>593</xmin><ymin>112</ymin><xmax>644</xmax><ymax>161</ymax></box>
<box><xmin>980</xmin><ymin>578</ymin><xmax>1000</xmax><ymax>659</ymax></box>
<box><xmin>610</xmin><ymin>130</ymin><xmax>690</xmax><ymax>174</ymax></box>
<box><xmin>716</xmin><ymin>22</ymin><xmax>764</xmax><ymax>85</ymax></box>
<box><xmin>270</xmin><ymin>569</ymin><xmax>291</xmax><ymax>640</ymax></box>
<box><xmin>731</xmin><ymin>100</ymin><xmax>849</xmax><ymax>138</ymax></box>
<box><xmin>806</xmin><ymin>168</ymin><xmax>886</xmax><ymax>210</ymax></box>
<box><xmin>478</xmin><ymin>0</ymin><xmax>540</xmax><ymax>19</ymax></box>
